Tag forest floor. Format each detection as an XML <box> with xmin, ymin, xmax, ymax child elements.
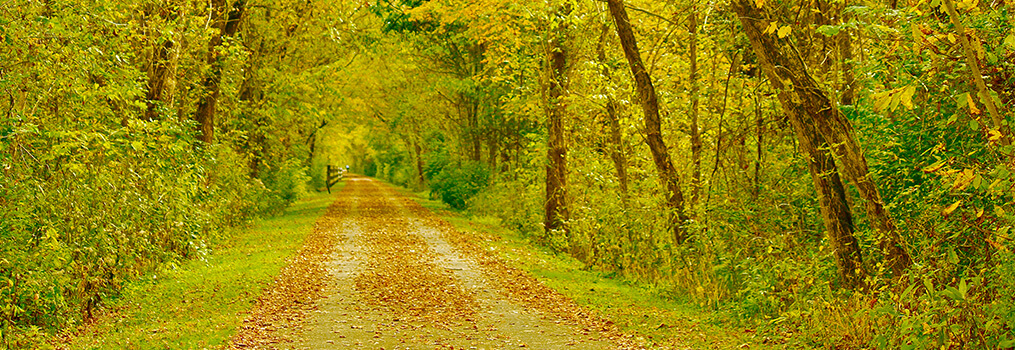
<box><xmin>230</xmin><ymin>175</ymin><xmax>641</xmax><ymax>349</ymax></box>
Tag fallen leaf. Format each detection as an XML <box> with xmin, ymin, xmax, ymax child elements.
<box><xmin>943</xmin><ymin>201</ymin><xmax>961</xmax><ymax>216</ymax></box>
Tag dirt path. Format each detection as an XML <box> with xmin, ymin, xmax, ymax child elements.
<box><xmin>229</xmin><ymin>175</ymin><xmax>634</xmax><ymax>349</ymax></box>
<box><xmin>288</xmin><ymin>175</ymin><xmax>632</xmax><ymax>349</ymax></box>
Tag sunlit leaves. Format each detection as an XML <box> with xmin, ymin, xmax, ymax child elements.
<box><xmin>1005</xmin><ymin>35</ymin><xmax>1015</xmax><ymax>50</ymax></box>
<box><xmin>956</xmin><ymin>92</ymin><xmax>983</xmax><ymax>115</ymax></box>
<box><xmin>816</xmin><ymin>25</ymin><xmax>841</xmax><ymax>37</ymax></box>
<box><xmin>777</xmin><ymin>25</ymin><xmax>792</xmax><ymax>38</ymax></box>
<box><xmin>872</xmin><ymin>86</ymin><xmax>917</xmax><ymax>113</ymax></box>
<box><xmin>942</xmin><ymin>200</ymin><xmax>961</xmax><ymax>216</ymax></box>
<box><xmin>952</xmin><ymin>168</ymin><xmax>975</xmax><ymax>191</ymax></box>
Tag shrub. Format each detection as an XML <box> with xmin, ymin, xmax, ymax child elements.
<box><xmin>427</xmin><ymin>161</ymin><xmax>492</xmax><ymax>210</ymax></box>
<box><xmin>0</xmin><ymin>119</ymin><xmax>274</xmax><ymax>344</ymax></box>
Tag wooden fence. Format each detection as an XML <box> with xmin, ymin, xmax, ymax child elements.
<box><xmin>326</xmin><ymin>165</ymin><xmax>345</xmax><ymax>193</ymax></box>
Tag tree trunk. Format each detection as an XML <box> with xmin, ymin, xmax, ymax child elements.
<box><xmin>138</xmin><ymin>4</ymin><xmax>180</xmax><ymax>122</ymax></box>
<box><xmin>469</xmin><ymin>99</ymin><xmax>481</xmax><ymax>161</ymax></box>
<box><xmin>144</xmin><ymin>38</ymin><xmax>177</xmax><ymax>121</ymax></box>
<box><xmin>943</xmin><ymin>0</ymin><xmax>1007</xmax><ymax>144</ymax></box>
<box><xmin>753</xmin><ymin>92</ymin><xmax>763</xmax><ymax>199</ymax></box>
<box><xmin>606</xmin><ymin>99</ymin><xmax>630</xmax><ymax>198</ymax></box>
<box><xmin>607</xmin><ymin>0</ymin><xmax>690</xmax><ymax>244</ymax></box>
<box><xmin>488</xmin><ymin>135</ymin><xmax>498</xmax><ymax>170</ymax></box>
<box><xmin>596</xmin><ymin>24</ymin><xmax>629</xmax><ymax>200</ymax></box>
<box><xmin>544</xmin><ymin>1</ymin><xmax>571</xmax><ymax>238</ymax></box>
<box><xmin>194</xmin><ymin>0</ymin><xmax>246</xmax><ymax>143</ymax></box>
<box><xmin>688</xmin><ymin>9</ymin><xmax>703</xmax><ymax>206</ymax></box>
<box><xmin>732</xmin><ymin>0</ymin><xmax>908</xmax><ymax>281</ymax></box>
<box><xmin>795</xmin><ymin>117</ymin><xmax>866</xmax><ymax>289</ymax></box>
<box><xmin>837</xmin><ymin>9</ymin><xmax>856</xmax><ymax>106</ymax></box>
<box><xmin>415</xmin><ymin>141</ymin><xmax>425</xmax><ymax>185</ymax></box>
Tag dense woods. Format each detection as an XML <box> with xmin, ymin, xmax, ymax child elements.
<box><xmin>2</xmin><ymin>0</ymin><xmax>1014</xmax><ymax>348</ymax></box>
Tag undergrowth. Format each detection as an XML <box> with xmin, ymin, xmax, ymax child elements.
<box><xmin>47</xmin><ymin>189</ymin><xmax>337</xmax><ymax>350</ymax></box>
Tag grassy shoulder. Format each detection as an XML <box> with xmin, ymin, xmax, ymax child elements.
<box><xmin>53</xmin><ymin>189</ymin><xmax>339</xmax><ymax>350</ymax></box>
<box><xmin>395</xmin><ymin>187</ymin><xmax>785</xmax><ymax>349</ymax></box>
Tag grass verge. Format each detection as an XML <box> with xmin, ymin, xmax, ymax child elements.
<box><xmin>53</xmin><ymin>189</ymin><xmax>339</xmax><ymax>350</ymax></box>
<box><xmin>395</xmin><ymin>187</ymin><xmax>785</xmax><ymax>349</ymax></box>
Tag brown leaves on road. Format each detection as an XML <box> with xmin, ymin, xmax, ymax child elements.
<box><xmin>227</xmin><ymin>191</ymin><xmax>347</xmax><ymax>349</ymax></box>
<box><xmin>394</xmin><ymin>193</ymin><xmax>643</xmax><ymax>348</ymax></box>
<box><xmin>231</xmin><ymin>177</ymin><xmax>637</xmax><ymax>349</ymax></box>
<box><xmin>353</xmin><ymin>182</ymin><xmax>478</xmax><ymax>325</ymax></box>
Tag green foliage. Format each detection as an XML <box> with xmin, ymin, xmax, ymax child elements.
<box><xmin>0</xmin><ymin>119</ymin><xmax>272</xmax><ymax>344</ymax></box>
<box><xmin>427</xmin><ymin>159</ymin><xmax>492</xmax><ymax>210</ymax></box>
<box><xmin>58</xmin><ymin>191</ymin><xmax>335</xmax><ymax>350</ymax></box>
<box><xmin>470</xmin><ymin>175</ymin><xmax>543</xmax><ymax>236</ymax></box>
<box><xmin>256</xmin><ymin>159</ymin><xmax>312</xmax><ymax>214</ymax></box>
<box><xmin>0</xmin><ymin>0</ymin><xmax>352</xmax><ymax>345</ymax></box>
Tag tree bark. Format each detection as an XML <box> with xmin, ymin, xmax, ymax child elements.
<box><xmin>837</xmin><ymin>8</ymin><xmax>856</xmax><ymax>106</ymax></box>
<box><xmin>596</xmin><ymin>24</ymin><xmax>629</xmax><ymax>199</ymax></box>
<box><xmin>138</xmin><ymin>4</ymin><xmax>180</xmax><ymax>122</ymax></box>
<box><xmin>688</xmin><ymin>9</ymin><xmax>703</xmax><ymax>206</ymax></box>
<box><xmin>415</xmin><ymin>141</ymin><xmax>426</xmax><ymax>185</ymax></box>
<box><xmin>731</xmin><ymin>0</ymin><xmax>872</xmax><ymax>286</ymax></box>
<box><xmin>544</xmin><ymin>1</ymin><xmax>571</xmax><ymax>237</ymax></box>
<box><xmin>144</xmin><ymin>38</ymin><xmax>177</xmax><ymax>121</ymax></box>
<box><xmin>606</xmin><ymin>99</ymin><xmax>630</xmax><ymax>198</ymax></box>
<box><xmin>607</xmin><ymin>0</ymin><xmax>690</xmax><ymax>244</ymax></box>
<box><xmin>753</xmin><ymin>92</ymin><xmax>763</xmax><ymax>199</ymax></box>
<box><xmin>194</xmin><ymin>0</ymin><xmax>246</xmax><ymax>143</ymax></box>
<box><xmin>943</xmin><ymin>0</ymin><xmax>1008</xmax><ymax>144</ymax></box>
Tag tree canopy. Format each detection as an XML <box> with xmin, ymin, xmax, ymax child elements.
<box><xmin>2</xmin><ymin>0</ymin><xmax>1014</xmax><ymax>347</ymax></box>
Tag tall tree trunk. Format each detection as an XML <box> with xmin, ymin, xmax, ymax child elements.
<box><xmin>794</xmin><ymin>117</ymin><xmax>866</xmax><ymax>289</ymax></box>
<box><xmin>688</xmin><ymin>9</ymin><xmax>703</xmax><ymax>206</ymax></box>
<box><xmin>942</xmin><ymin>0</ymin><xmax>1007</xmax><ymax>143</ymax></box>
<box><xmin>194</xmin><ymin>0</ymin><xmax>246</xmax><ymax>143</ymax></box>
<box><xmin>469</xmin><ymin>99</ymin><xmax>481</xmax><ymax>161</ymax></box>
<box><xmin>415</xmin><ymin>141</ymin><xmax>425</xmax><ymax>185</ymax></box>
<box><xmin>144</xmin><ymin>39</ymin><xmax>177</xmax><ymax>121</ymax></box>
<box><xmin>607</xmin><ymin>0</ymin><xmax>690</xmax><ymax>244</ymax></box>
<box><xmin>488</xmin><ymin>135</ymin><xmax>498</xmax><ymax>170</ymax></box>
<box><xmin>139</xmin><ymin>4</ymin><xmax>180</xmax><ymax>122</ymax></box>
<box><xmin>837</xmin><ymin>9</ymin><xmax>856</xmax><ymax>106</ymax></box>
<box><xmin>596</xmin><ymin>24</ymin><xmax>629</xmax><ymax>200</ymax></box>
<box><xmin>606</xmin><ymin>100</ymin><xmax>630</xmax><ymax>198</ymax></box>
<box><xmin>732</xmin><ymin>0</ymin><xmax>908</xmax><ymax>282</ymax></box>
<box><xmin>544</xmin><ymin>1</ymin><xmax>571</xmax><ymax>238</ymax></box>
<box><xmin>753</xmin><ymin>92</ymin><xmax>763</xmax><ymax>199</ymax></box>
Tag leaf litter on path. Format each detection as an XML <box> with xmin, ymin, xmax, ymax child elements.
<box><xmin>235</xmin><ymin>176</ymin><xmax>642</xmax><ymax>349</ymax></box>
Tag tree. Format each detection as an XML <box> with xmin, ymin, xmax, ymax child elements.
<box><xmin>730</xmin><ymin>0</ymin><xmax>910</xmax><ymax>284</ymax></box>
<box><xmin>194</xmin><ymin>0</ymin><xmax>246</xmax><ymax>143</ymax></box>
<box><xmin>595</xmin><ymin>22</ymin><xmax>630</xmax><ymax>199</ymax></box>
<box><xmin>544</xmin><ymin>1</ymin><xmax>573</xmax><ymax>239</ymax></box>
<box><xmin>607</xmin><ymin>0</ymin><xmax>690</xmax><ymax>244</ymax></box>
<box><xmin>687</xmin><ymin>5</ymin><xmax>703</xmax><ymax>206</ymax></box>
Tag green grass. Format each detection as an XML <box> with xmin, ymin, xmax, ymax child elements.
<box><xmin>397</xmin><ymin>187</ymin><xmax>778</xmax><ymax>349</ymax></box>
<box><xmin>57</xmin><ymin>189</ymin><xmax>339</xmax><ymax>350</ymax></box>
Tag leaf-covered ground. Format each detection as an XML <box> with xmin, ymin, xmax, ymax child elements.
<box><xmin>234</xmin><ymin>175</ymin><xmax>643</xmax><ymax>349</ymax></box>
<box><xmin>227</xmin><ymin>191</ymin><xmax>344</xmax><ymax>348</ymax></box>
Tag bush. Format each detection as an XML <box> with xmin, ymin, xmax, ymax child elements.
<box><xmin>257</xmin><ymin>159</ymin><xmax>311</xmax><ymax>214</ymax></box>
<box><xmin>0</xmin><ymin>119</ymin><xmax>273</xmax><ymax>344</ymax></box>
<box><xmin>427</xmin><ymin>161</ymin><xmax>492</xmax><ymax>210</ymax></box>
<box><xmin>470</xmin><ymin>178</ymin><xmax>543</xmax><ymax>235</ymax></box>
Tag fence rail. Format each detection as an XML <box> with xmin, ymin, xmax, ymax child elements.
<box><xmin>326</xmin><ymin>165</ymin><xmax>344</xmax><ymax>193</ymax></box>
